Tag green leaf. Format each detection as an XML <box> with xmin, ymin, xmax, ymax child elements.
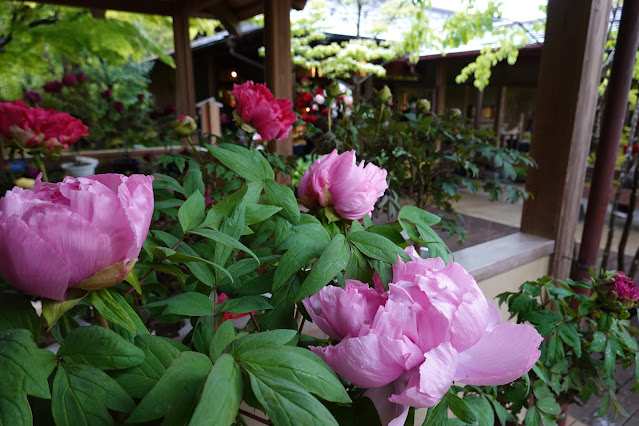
<box><xmin>52</xmin><ymin>364</ymin><xmax>134</xmax><ymax>426</ymax></box>
<box><xmin>0</xmin><ymin>329</ymin><xmax>51</xmax><ymax>399</ymax></box>
<box><xmin>153</xmin><ymin>173</ymin><xmax>186</xmax><ymax>196</ymax></box>
<box><xmin>367</xmin><ymin>224</ymin><xmax>407</xmax><ymax>245</ymax></box>
<box><xmin>590</xmin><ymin>331</ymin><xmax>606</xmax><ymax>352</ymax></box>
<box><xmin>57</xmin><ymin>326</ymin><xmax>145</xmax><ymax>370</ymax></box>
<box><xmin>0</xmin><ymin>294</ymin><xmax>41</xmax><ymax>340</ymax></box>
<box><xmin>557</xmin><ymin>323</ymin><xmax>581</xmax><ymax>358</ymax></box>
<box><xmin>124</xmin><ymin>267</ymin><xmax>142</xmax><ymax>294</ymax></box>
<box><xmin>345</xmin><ymin>246</ymin><xmax>374</xmax><ymax>283</ymax></box>
<box><xmin>218</xmin><ymin>295</ymin><xmax>273</xmax><ymax>314</ymax></box>
<box><xmin>0</xmin><ymin>389</ymin><xmax>31</xmax><ymax>426</ymax></box>
<box><xmin>125</xmin><ymin>351</ymin><xmax>212</xmax><ymax>424</ymax></box>
<box><xmin>422</xmin><ymin>399</ymin><xmax>448</xmax><ymax>426</ymax></box>
<box><xmin>347</xmin><ymin>231</ymin><xmax>409</xmax><ymax>263</ymax></box>
<box><xmin>296</xmin><ymin>234</ymin><xmax>350</xmax><ymax>301</ymax></box>
<box><xmin>350</xmin><ymin>220</ymin><xmax>365</xmax><ymax>233</ymax></box>
<box><xmin>111</xmin><ymin>334</ymin><xmax>188</xmax><ymax>399</ymax></box>
<box><xmin>248</xmin><ymin>370</ymin><xmax>339</xmax><ymax>426</ymax></box>
<box><xmin>89</xmin><ymin>289</ymin><xmax>138</xmax><ymax>333</ymax></box>
<box><xmin>209</xmin><ymin>320</ymin><xmax>236</xmax><ymax>362</ymax></box>
<box><xmin>524</xmin><ymin>407</ymin><xmax>541</xmax><ymax>426</ymax></box>
<box><xmin>136</xmin><ymin>262</ymin><xmax>185</xmax><ymax>283</ymax></box>
<box><xmin>274</xmin><ymin>239</ymin><xmax>327</xmax><ymax>292</ymax></box>
<box><xmin>238</xmin><ymin>346</ymin><xmax>351</xmax><ymax>403</ymax></box>
<box><xmin>446</xmin><ymin>392</ymin><xmax>477</xmax><ymax>424</ymax></box>
<box><xmin>246</xmin><ymin>203</ymin><xmax>282</xmax><ymax>225</ymax></box>
<box><xmin>463</xmin><ymin>394</ymin><xmax>494</xmax><ymax>426</ymax></box>
<box><xmin>145</xmin><ymin>292</ymin><xmax>215</xmax><ymax>317</ymax></box>
<box><xmin>206</xmin><ymin>144</ymin><xmax>274</xmax><ymax>182</ymax></box>
<box><xmin>398</xmin><ymin>205</ymin><xmax>441</xmax><ymax>226</ymax></box>
<box><xmin>189</xmin><ymin>354</ymin><xmax>242</xmax><ymax>426</ymax></box>
<box><xmin>224</xmin><ymin>330</ymin><xmax>298</xmax><ymax>358</ymax></box>
<box><xmin>603</xmin><ymin>340</ymin><xmax>617</xmax><ymax>378</ymax></box>
<box><xmin>178</xmin><ymin>190</ymin><xmax>206</xmax><ymax>233</ymax></box>
<box><xmin>41</xmin><ymin>292</ymin><xmax>87</xmax><ymax>328</ymax></box>
<box><xmin>190</xmin><ymin>226</ymin><xmax>259</xmax><ymax>263</ymax></box>
<box><xmin>536</xmin><ymin>397</ymin><xmax>561</xmax><ymax>415</ymax></box>
<box><xmin>264</xmin><ymin>178</ymin><xmax>301</xmax><ymax>225</ymax></box>
<box><xmin>183</xmin><ymin>164</ymin><xmax>205</xmax><ymax>197</ymax></box>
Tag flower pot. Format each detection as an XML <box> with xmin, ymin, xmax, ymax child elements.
<box><xmin>60</xmin><ymin>156</ymin><xmax>99</xmax><ymax>177</ymax></box>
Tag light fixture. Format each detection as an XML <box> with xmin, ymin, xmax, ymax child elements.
<box><xmin>305</xmin><ymin>107</ymin><xmax>310</xmax><ymax>112</ymax></box>
<box><xmin>231</xmin><ymin>70</ymin><xmax>238</xmax><ymax>78</ymax></box>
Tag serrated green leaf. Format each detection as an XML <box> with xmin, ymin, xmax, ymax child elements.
<box><xmin>145</xmin><ymin>292</ymin><xmax>215</xmax><ymax>317</ymax></box>
<box><xmin>0</xmin><ymin>329</ymin><xmax>51</xmax><ymax>400</ymax></box>
<box><xmin>248</xmin><ymin>370</ymin><xmax>339</xmax><ymax>426</ymax></box>
<box><xmin>189</xmin><ymin>354</ymin><xmax>242</xmax><ymax>426</ymax></box>
<box><xmin>111</xmin><ymin>334</ymin><xmax>188</xmax><ymax>399</ymax></box>
<box><xmin>296</xmin><ymin>234</ymin><xmax>350</xmax><ymax>301</ymax></box>
<box><xmin>52</xmin><ymin>364</ymin><xmax>134</xmax><ymax>426</ymax></box>
<box><xmin>238</xmin><ymin>346</ymin><xmax>351</xmax><ymax>403</ymax></box>
<box><xmin>57</xmin><ymin>326</ymin><xmax>145</xmax><ymax>370</ymax></box>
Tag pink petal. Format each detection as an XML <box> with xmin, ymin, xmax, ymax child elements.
<box><xmin>310</xmin><ymin>331</ymin><xmax>421</xmax><ymax>388</ymax></box>
<box><xmin>450</xmin><ymin>287</ymin><xmax>489</xmax><ymax>352</ymax></box>
<box><xmin>302</xmin><ymin>280</ymin><xmax>385</xmax><ymax>340</ymax></box>
<box><xmin>365</xmin><ymin>382</ymin><xmax>410</xmax><ymax>426</ymax></box>
<box><xmin>22</xmin><ymin>207</ymin><xmax>113</xmax><ymax>287</ymax></box>
<box><xmin>0</xmin><ymin>217</ymin><xmax>71</xmax><ymax>300</ymax></box>
<box><xmin>390</xmin><ymin>342</ymin><xmax>457</xmax><ymax>407</ymax></box>
<box><xmin>454</xmin><ymin>322</ymin><xmax>543</xmax><ymax>385</ymax></box>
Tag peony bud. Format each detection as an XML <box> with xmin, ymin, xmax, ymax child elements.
<box><xmin>172</xmin><ymin>115</ymin><xmax>197</xmax><ymax>136</ymax></box>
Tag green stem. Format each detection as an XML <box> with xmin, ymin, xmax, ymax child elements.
<box><xmin>33</xmin><ymin>153</ymin><xmax>48</xmax><ymax>182</ymax></box>
<box><xmin>185</xmin><ymin>136</ymin><xmax>204</xmax><ymax>164</ymax></box>
<box><xmin>327</xmin><ymin>105</ymin><xmax>332</xmax><ymax>133</ymax></box>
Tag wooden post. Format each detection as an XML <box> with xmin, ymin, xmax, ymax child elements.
<box><xmin>264</xmin><ymin>0</ymin><xmax>293</xmax><ymax>158</ymax></box>
<box><xmin>172</xmin><ymin>15</ymin><xmax>197</xmax><ymax>120</ymax></box>
<box><xmin>520</xmin><ymin>0</ymin><xmax>611</xmax><ymax>279</ymax></box>
<box><xmin>434</xmin><ymin>60</ymin><xmax>447</xmax><ymax>115</ymax></box>
<box><xmin>474</xmin><ymin>89</ymin><xmax>484</xmax><ymax>130</ymax></box>
<box><xmin>494</xmin><ymin>85</ymin><xmax>507</xmax><ymax>147</ymax></box>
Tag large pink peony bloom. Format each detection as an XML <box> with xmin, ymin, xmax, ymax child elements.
<box><xmin>298</xmin><ymin>150</ymin><xmax>388</xmax><ymax>220</ymax></box>
<box><xmin>231</xmin><ymin>81</ymin><xmax>296</xmax><ymax>141</ymax></box>
<box><xmin>0</xmin><ymin>174</ymin><xmax>154</xmax><ymax>301</ymax></box>
<box><xmin>303</xmin><ymin>247</ymin><xmax>542</xmax><ymax>426</ymax></box>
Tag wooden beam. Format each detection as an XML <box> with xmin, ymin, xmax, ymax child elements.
<box><xmin>264</xmin><ymin>0</ymin><xmax>293</xmax><ymax>158</ymax></box>
<box><xmin>172</xmin><ymin>14</ymin><xmax>197</xmax><ymax>120</ymax></box>
<box><xmin>520</xmin><ymin>0</ymin><xmax>611</xmax><ymax>279</ymax></box>
<box><xmin>473</xmin><ymin>89</ymin><xmax>484</xmax><ymax>130</ymax></box>
<box><xmin>32</xmin><ymin>0</ymin><xmax>178</xmax><ymax>16</ymax></box>
<box><xmin>494</xmin><ymin>85</ymin><xmax>507</xmax><ymax>145</ymax></box>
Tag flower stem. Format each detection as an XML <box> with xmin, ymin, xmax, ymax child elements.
<box><xmin>185</xmin><ymin>136</ymin><xmax>204</xmax><ymax>164</ymax></box>
<box><xmin>238</xmin><ymin>409</ymin><xmax>271</xmax><ymax>425</ymax></box>
<box><xmin>33</xmin><ymin>153</ymin><xmax>48</xmax><ymax>182</ymax></box>
<box><xmin>94</xmin><ymin>308</ymin><xmax>109</xmax><ymax>328</ymax></box>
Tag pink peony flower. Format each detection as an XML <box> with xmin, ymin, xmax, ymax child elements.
<box><xmin>231</xmin><ymin>81</ymin><xmax>296</xmax><ymax>141</ymax></box>
<box><xmin>0</xmin><ymin>174</ymin><xmax>154</xmax><ymax>301</ymax></box>
<box><xmin>298</xmin><ymin>150</ymin><xmax>388</xmax><ymax>220</ymax></box>
<box><xmin>612</xmin><ymin>272</ymin><xmax>639</xmax><ymax>301</ymax></box>
<box><xmin>0</xmin><ymin>101</ymin><xmax>89</xmax><ymax>153</ymax></box>
<box><xmin>303</xmin><ymin>247</ymin><xmax>542</xmax><ymax>426</ymax></box>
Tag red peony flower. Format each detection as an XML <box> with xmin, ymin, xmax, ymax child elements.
<box><xmin>231</xmin><ymin>81</ymin><xmax>296</xmax><ymax>141</ymax></box>
<box><xmin>23</xmin><ymin>91</ymin><xmax>43</xmax><ymax>105</ymax></box>
<box><xmin>137</xmin><ymin>93</ymin><xmax>146</xmax><ymax>101</ymax></box>
<box><xmin>612</xmin><ymin>272</ymin><xmax>639</xmax><ymax>302</ymax></box>
<box><xmin>0</xmin><ymin>100</ymin><xmax>89</xmax><ymax>153</ymax></box>
<box><xmin>321</xmin><ymin>108</ymin><xmax>329</xmax><ymax>115</ymax></box>
<box><xmin>113</xmin><ymin>101</ymin><xmax>125</xmax><ymax>112</ymax></box>
<box><xmin>163</xmin><ymin>104</ymin><xmax>178</xmax><ymax>115</ymax></box>
<box><xmin>62</xmin><ymin>75</ymin><xmax>77</xmax><ymax>86</ymax></box>
<box><xmin>43</xmin><ymin>81</ymin><xmax>63</xmax><ymax>94</ymax></box>
<box><xmin>302</xmin><ymin>113</ymin><xmax>317</xmax><ymax>124</ymax></box>
<box><xmin>75</xmin><ymin>72</ymin><xmax>88</xmax><ymax>82</ymax></box>
<box><xmin>101</xmin><ymin>89</ymin><xmax>113</xmax><ymax>99</ymax></box>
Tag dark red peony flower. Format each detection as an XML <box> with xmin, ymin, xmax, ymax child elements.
<box><xmin>75</xmin><ymin>72</ymin><xmax>88</xmax><ymax>82</ymax></box>
<box><xmin>62</xmin><ymin>75</ymin><xmax>77</xmax><ymax>86</ymax></box>
<box><xmin>43</xmin><ymin>81</ymin><xmax>63</xmax><ymax>94</ymax></box>
<box><xmin>101</xmin><ymin>89</ymin><xmax>113</xmax><ymax>99</ymax></box>
<box><xmin>113</xmin><ymin>101</ymin><xmax>125</xmax><ymax>112</ymax></box>
<box><xmin>302</xmin><ymin>113</ymin><xmax>317</xmax><ymax>124</ymax></box>
<box><xmin>23</xmin><ymin>91</ymin><xmax>44</xmax><ymax>105</ymax></box>
<box><xmin>137</xmin><ymin>93</ymin><xmax>146</xmax><ymax>101</ymax></box>
<box><xmin>163</xmin><ymin>105</ymin><xmax>178</xmax><ymax>115</ymax></box>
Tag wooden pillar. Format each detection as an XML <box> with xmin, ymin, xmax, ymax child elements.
<box><xmin>434</xmin><ymin>60</ymin><xmax>447</xmax><ymax>115</ymax></box>
<box><xmin>473</xmin><ymin>89</ymin><xmax>484</xmax><ymax>130</ymax></box>
<box><xmin>494</xmin><ymin>85</ymin><xmax>507</xmax><ymax>147</ymax></box>
<box><xmin>207</xmin><ymin>55</ymin><xmax>217</xmax><ymax>100</ymax></box>
<box><xmin>264</xmin><ymin>0</ymin><xmax>293</xmax><ymax>158</ymax></box>
<box><xmin>520</xmin><ymin>0</ymin><xmax>612</xmax><ymax>279</ymax></box>
<box><xmin>172</xmin><ymin>15</ymin><xmax>197</xmax><ymax>120</ymax></box>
